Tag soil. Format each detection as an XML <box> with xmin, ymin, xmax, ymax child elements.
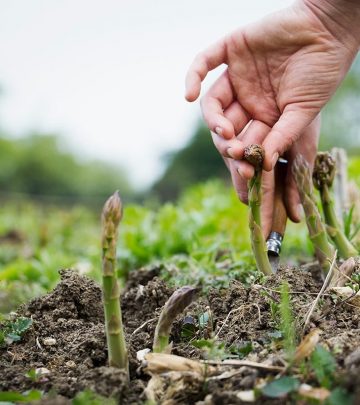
<box><xmin>1</xmin><ymin>265</ymin><xmax>360</xmax><ymax>404</ymax></box>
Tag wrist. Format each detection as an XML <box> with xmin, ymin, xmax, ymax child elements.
<box><xmin>301</xmin><ymin>0</ymin><xmax>360</xmax><ymax>50</ymax></box>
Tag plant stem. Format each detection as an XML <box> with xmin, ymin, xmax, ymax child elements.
<box><xmin>293</xmin><ymin>155</ymin><xmax>336</xmax><ymax>274</ymax></box>
<box><xmin>244</xmin><ymin>145</ymin><xmax>272</xmax><ymax>276</ymax></box>
<box><xmin>313</xmin><ymin>152</ymin><xmax>358</xmax><ymax>259</ymax></box>
<box><xmin>153</xmin><ymin>286</ymin><xmax>199</xmax><ymax>353</ymax></box>
<box><xmin>101</xmin><ymin>191</ymin><xmax>128</xmax><ymax>373</ymax></box>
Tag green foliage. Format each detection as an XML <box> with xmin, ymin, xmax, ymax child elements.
<box><xmin>343</xmin><ymin>205</ymin><xmax>360</xmax><ymax>242</ymax></box>
<box><xmin>0</xmin><ymin>390</ymin><xmax>42</xmax><ymax>403</ymax></box>
<box><xmin>0</xmin><ymin>181</ymin><xmax>312</xmax><ymax>316</ymax></box>
<box><xmin>279</xmin><ymin>282</ymin><xmax>296</xmax><ymax>360</ymax></box>
<box><xmin>325</xmin><ymin>388</ymin><xmax>353</xmax><ymax>405</ymax></box>
<box><xmin>0</xmin><ymin>317</ymin><xmax>32</xmax><ymax>347</ymax></box>
<box><xmin>261</xmin><ymin>376</ymin><xmax>300</xmax><ymax>398</ymax></box>
<box><xmin>321</xmin><ymin>55</ymin><xmax>360</xmax><ymax>153</ymax></box>
<box><xmin>192</xmin><ymin>338</ymin><xmax>252</xmax><ymax>361</ymax></box>
<box><xmin>310</xmin><ymin>345</ymin><xmax>336</xmax><ymax>389</ymax></box>
<box><xmin>192</xmin><ymin>339</ymin><xmax>229</xmax><ymax>361</ymax></box>
<box><xmin>0</xmin><ymin>134</ymin><xmax>132</xmax><ymax>202</ymax></box>
<box><xmin>72</xmin><ymin>390</ymin><xmax>116</xmax><ymax>405</ymax></box>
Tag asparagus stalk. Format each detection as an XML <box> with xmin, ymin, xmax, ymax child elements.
<box><xmin>101</xmin><ymin>191</ymin><xmax>128</xmax><ymax>372</ymax></box>
<box><xmin>243</xmin><ymin>144</ymin><xmax>272</xmax><ymax>276</ymax></box>
<box><xmin>313</xmin><ymin>152</ymin><xmax>358</xmax><ymax>259</ymax></box>
<box><xmin>292</xmin><ymin>155</ymin><xmax>336</xmax><ymax>273</ymax></box>
<box><xmin>153</xmin><ymin>286</ymin><xmax>199</xmax><ymax>353</ymax></box>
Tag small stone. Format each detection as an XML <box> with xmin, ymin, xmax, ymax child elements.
<box><xmin>65</xmin><ymin>360</ymin><xmax>76</xmax><ymax>368</ymax></box>
<box><xmin>35</xmin><ymin>367</ymin><xmax>50</xmax><ymax>376</ymax></box>
<box><xmin>43</xmin><ymin>337</ymin><xmax>57</xmax><ymax>346</ymax></box>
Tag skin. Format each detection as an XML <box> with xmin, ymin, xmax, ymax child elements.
<box><xmin>185</xmin><ymin>0</ymin><xmax>360</xmax><ymax>237</ymax></box>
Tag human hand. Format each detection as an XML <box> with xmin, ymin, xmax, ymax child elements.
<box><xmin>221</xmin><ymin>116</ymin><xmax>320</xmax><ymax>237</ymax></box>
<box><xmin>185</xmin><ymin>0</ymin><xmax>360</xmax><ymax>235</ymax></box>
<box><xmin>186</xmin><ymin>1</ymin><xmax>359</xmax><ymax>170</ymax></box>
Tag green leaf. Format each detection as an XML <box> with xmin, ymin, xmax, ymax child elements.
<box><xmin>198</xmin><ymin>311</ymin><xmax>210</xmax><ymax>328</ymax></box>
<box><xmin>325</xmin><ymin>388</ymin><xmax>353</xmax><ymax>405</ymax></box>
<box><xmin>192</xmin><ymin>339</ymin><xmax>213</xmax><ymax>349</ymax></box>
<box><xmin>261</xmin><ymin>376</ymin><xmax>300</xmax><ymax>398</ymax></box>
<box><xmin>310</xmin><ymin>345</ymin><xmax>336</xmax><ymax>389</ymax></box>
<box><xmin>13</xmin><ymin>318</ymin><xmax>32</xmax><ymax>334</ymax></box>
<box><xmin>72</xmin><ymin>390</ymin><xmax>116</xmax><ymax>405</ymax></box>
<box><xmin>228</xmin><ymin>342</ymin><xmax>253</xmax><ymax>358</ymax></box>
<box><xmin>0</xmin><ymin>390</ymin><xmax>42</xmax><ymax>402</ymax></box>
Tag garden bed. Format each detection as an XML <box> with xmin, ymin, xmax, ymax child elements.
<box><xmin>1</xmin><ymin>265</ymin><xmax>360</xmax><ymax>404</ymax></box>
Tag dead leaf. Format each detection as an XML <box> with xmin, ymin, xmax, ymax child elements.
<box><xmin>330</xmin><ymin>286</ymin><xmax>360</xmax><ymax>307</ymax></box>
<box><xmin>144</xmin><ymin>352</ymin><xmax>215</xmax><ymax>375</ymax></box>
<box><xmin>293</xmin><ymin>329</ymin><xmax>321</xmax><ymax>364</ymax></box>
<box><xmin>329</xmin><ymin>257</ymin><xmax>357</xmax><ymax>288</ymax></box>
<box><xmin>298</xmin><ymin>384</ymin><xmax>330</xmax><ymax>401</ymax></box>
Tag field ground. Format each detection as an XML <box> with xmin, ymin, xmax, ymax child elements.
<box><xmin>1</xmin><ymin>176</ymin><xmax>360</xmax><ymax>404</ymax></box>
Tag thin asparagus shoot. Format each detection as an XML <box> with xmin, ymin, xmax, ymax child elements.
<box><xmin>243</xmin><ymin>144</ymin><xmax>272</xmax><ymax>276</ymax></box>
<box><xmin>313</xmin><ymin>152</ymin><xmax>358</xmax><ymax>259</ymax></box>
<box><xmin>101</xmin><ymin>191</ymin><xmax>128</xmax><ymax>372</ymax></box>
<box><xmin>292</xmin><ymin>155</ymin><xmax>336</xmax><ymax>274</ymax></box>
<box><xmin>153</xmin><ymin>286</ymin><xmax>199</xmax><ymax>353</ymax></box>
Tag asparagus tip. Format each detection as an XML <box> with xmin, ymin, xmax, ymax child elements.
<box><xmin>244</xmin><ymin>144</ymin><xmax>264</xmax><ymax>170</ymax></box>
<box><xmin>102</xmin><ymin>191</ymin><xmax>123</xmax><ymax>227</ymax></box>
<box><xmin>313</xmin><ymin>152</ymin><xmax>336</xmax><ymax>190</ymax></box>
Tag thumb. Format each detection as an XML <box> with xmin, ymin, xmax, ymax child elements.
<box><xmin>262</xmin><ymin>108</ymin><xmax>316</xmax><ymax>171</ymax></box>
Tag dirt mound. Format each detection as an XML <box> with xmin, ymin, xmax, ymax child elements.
<box><xmin>1</xmin><ymin>266</ymin><xmax>360</xmax><ymax>404</ymax></box>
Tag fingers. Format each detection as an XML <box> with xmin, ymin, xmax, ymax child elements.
<box><xmin>211</xmin><ymin>131</ymin><xmax>244</xmax><ymax>159</ymax></box>
<box><xmin>201</xmin><ymin>72</ymin><xmax>243</xmax><ymax>139</ymax></box>
<box><xmin>262</xmin><ymin>107</ymin><xmax>317</xmax><ymax>171</ymax></box>
<box><xmin>224</xmin><ymin>101</ymin><xmax>250</xmax><ymax>136</ymax></box>
<box><xmin>185</xmin><ymin>38</ymin><xmax>227</xmax><ymax>102</ymax></box>
<box><xmin>228</xmin><ymin>160</ymin><xmax>249</xmax><ymax>204</ymax></box>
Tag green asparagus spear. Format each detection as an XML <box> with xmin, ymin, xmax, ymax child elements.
<box><xmin>292</xmin><ymin>155</ymin><xmax>336</xmax><ymax>273</ymax></box>
<box><xmin>313</xmin><ymin>152</ymin><xmax>358</xmax><ymax>259</ymax></box>
<box><xmin>153</xmin><ymin>286</ymin><xmax>199</xmax><ymax>353</ymax></box>
<box><xmin>244</xmin><ymin>144</ymin><xmax>272</xmax><ymax>276</ymax></box>
<box><xmin>101</xmin><ymin>192</ymin><xmax>128</xmax><ymax>372</ymax></box>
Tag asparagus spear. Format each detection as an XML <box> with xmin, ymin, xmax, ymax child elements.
<box><xmin>244</xmin><ymin>144</ymin><xmax>272</xmax><ymax>276</ymax></box>
<box><xmin>101</xmin><ymin>191</ymin><xmax>128</xmax><ymax>372</ymax></box>
<box><xmin>153</xmin><ymin>286</ymin><xmax>199</xmax><ymax>353</ymax></box>
<box><xmin>313</xmin><ymin>152</ymin><xmax>358</xmax><ymax>259</ymax></box>
<box><xmin>292</xmin><ymin>155</ymin><xmax>336</xmax><ymax>273</ymax></box>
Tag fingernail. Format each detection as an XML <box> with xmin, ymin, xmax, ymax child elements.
<box><xmin>227</xmin><ymin>147</ymin><xmax>235</xmax><ymax>158</ymax></box>
<box><xmin>236</xmin><ymin>168</ymin><xmax>244</xmax><ymax>178</ymax></box>
<box><xmin>271</xmin><ymin>153</ymin><xmax>279</xmax><ymax>169</ymax></box>
<box><xmin>215</xmin><ymin>126</ymin><xmax>223</xmax><ymax>136</ymax></box>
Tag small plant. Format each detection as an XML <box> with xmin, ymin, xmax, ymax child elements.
<box><xmin>153</xmin><ymin>286</ymin><xmax>199</xmax><ymax>353</ymax></box>
<box><xmin>0</xmin><ymin>316</ymin><xmax>32</xmax><ymax>347</ymax></box>
<box><xmin>292</xmin><ymin>155</ymin><xmax>336</xmax><ymax>274</ymax></box>
<box><xmin>243</xmin><ymin>144</ymin><xmax>272</xmax><ymax>275</ymax></box>
<box><xmin>313</xmin><ymin>152</ymin><xmax>358</xmax><ymax>259</ymax></box>
<box><xmin>310</xmin><ymin>345</ymin><xmax>336</xmax><ymax>389</ymax></box>
<box><xmin>279</xmin><ymin>282</ymin><xmax>296</xmax><ymax>361</ymax></box>
<box><xmin>101</xmin><ymin>192</ymin><xmax>128</xmax><ymax>373</ymax></box>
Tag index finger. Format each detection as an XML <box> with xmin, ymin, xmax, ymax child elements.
<box><xmin>185</xmin><ymin>38</ymin><xmax>227</xmax><ymax>102</ymax></box>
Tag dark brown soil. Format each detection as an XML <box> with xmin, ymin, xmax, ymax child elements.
<box><xmin>1</xmin><ymin>265</ymin><xmax>360</xmax><ymax>404</ymax></box>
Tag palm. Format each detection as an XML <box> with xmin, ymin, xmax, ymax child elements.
<box><xmin>225</xmin><ymin>6</ymin><xmax>353</xmax><ymax>131</ymax></box>
<box><xmin>185</xmin><ymin>3</ymin><xmax>357</xmax><ymax>167</ymax></box>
